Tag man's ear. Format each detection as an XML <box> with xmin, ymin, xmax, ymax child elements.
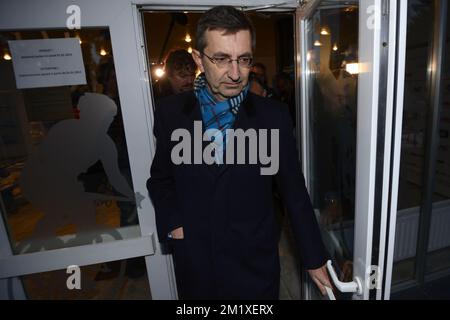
<box><xmin>191</xmin><ymin>49</ymin><xmax>205</xmax><ymax>73</ymax></box>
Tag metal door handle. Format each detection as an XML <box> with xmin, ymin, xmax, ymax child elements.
<box><xmin>326</xmin><ymin>260</ymin><xmax>363</xmax><ymax>295</ymax></box>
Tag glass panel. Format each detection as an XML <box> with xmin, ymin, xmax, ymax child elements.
<box><xmin>304</xmin><ymin>1</ymin><xmax>359</xmax><ymax>299</ymax></box>
<box><xmin>21</xmin><ymin>257</ymin><xmax>151</xmax><ymax>299</ymax></box>
<box><xmin>392</xmin><ymin>1</ymin><xmax>450</xmax><ymax>300</ymax></box>
<box><xmin>426</xmin><ymin>2</ymin><xmax>450</xmax><ymax>277</ymax></box>
<box><xmin>0</xmin><ymin>28</ymin><xmax>142</xmax><ymax>255</ymax></box>
<box><xmin>391</xmin><ymin>0</ymin><xmax>434</xmax><ymax>286</ymax></box>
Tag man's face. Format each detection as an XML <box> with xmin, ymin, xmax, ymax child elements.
<box><xmin>168</xmin><ymin>68</ymin><xmax>196</xmax><ymax>94</ymax></box>
<box><xmin>193</xmin><ymin>29</ymin><xmax>252</xmax><ymax>101</ymax></box>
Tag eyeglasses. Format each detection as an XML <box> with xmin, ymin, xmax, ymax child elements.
<box><xmin>201</xmin><ymin>51</ymin><xmax>253</xmax><ymax>69</ymax></box>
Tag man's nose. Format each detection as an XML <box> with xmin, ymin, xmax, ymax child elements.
<box><xmin>227</xmin><ymin>61</ymin><xmax>241</xmax><ymax>82</ymax></box>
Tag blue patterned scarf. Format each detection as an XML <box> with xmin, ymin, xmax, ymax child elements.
<box><xmin>194</xmin><ymin>73</ymin><xmax>248</xmax><ymax>164</ymax></box>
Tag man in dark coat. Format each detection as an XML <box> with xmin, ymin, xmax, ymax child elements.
<box><xmin>153</xmin><ymin>49</ymin><xmax>197</xmax><ymax>99</ymax></box>
<box><xmin>147</xmin><ymin>5</ymin><xmax>331</xmax><ymax>300</ymax></box>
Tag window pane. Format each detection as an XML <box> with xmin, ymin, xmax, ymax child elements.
<box><xmin>391</xmin><ymin>0</ymin><xmax>434</xmax><ymax>287</ymax></box>
<box><xmin>0</xmin><ymin>28</ymin><xmax>140</xmax><ymax>255</ymax></box>
<box><xmin>426</xmin><ymin>2</ymin><xmax>450</xmax><ymax>276</ymax></box>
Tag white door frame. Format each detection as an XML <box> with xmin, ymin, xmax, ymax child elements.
<box><xmin>377</xmin><ymin>0</ymin><xmax>408</xmax><ymax>300</ymax></box>
<box><xmin>5</xmin><ymin>0</ymin><xmax>408</xmax><ymax>300</ymax></box>
<box><xmin>131</xmin><ymin>0</ymin><xmax>297</xmax><ymax>300</ymax></box>
<box><xmin>0</xmin><ymin>0</ymin><xmax>175</xmax><ymax>299</ymax></box>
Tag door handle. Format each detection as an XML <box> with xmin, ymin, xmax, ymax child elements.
<box><xmin>326</xmin><ymin>260</ymin><xmax>363</xmax><ymax>295</ymax></box>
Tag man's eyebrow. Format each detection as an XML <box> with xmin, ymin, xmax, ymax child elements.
<box><xmin>238</xmin><ymin>52</ymin><xmax>253</xmax><ymax>57</ymax></box>
<box><xmin>212</xmin><ymin>51</ymin><xmax>253</xmax><ymax>57</ymax></box>
<box><xmin>212</xmin><ymin>52</ymin><xmax>231</xmax><ymax>57</ymax></box>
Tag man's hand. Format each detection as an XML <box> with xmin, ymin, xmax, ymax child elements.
<box><xmin>308</xmin><ymin>263</ymin><xmax>333</xmax><ymax>296</ymax></box>
<box><xmin>170</xmin><ymin>227</ymin><xmax>184</xmax><ymax>239</ymax></box>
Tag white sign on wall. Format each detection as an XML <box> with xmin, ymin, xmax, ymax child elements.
<box><xmin>8</xmin><ymin>38</ymin><xmax>87</xmax><ymax>89</ymax></box>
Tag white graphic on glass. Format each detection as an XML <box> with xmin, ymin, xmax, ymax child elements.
<box><xmin>19</xmin><ymin>93</ymin><xmax>144</xmax><ymax>249</ymax></box>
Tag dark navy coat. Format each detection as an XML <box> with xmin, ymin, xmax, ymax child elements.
<box><xmin>147</xmin><ymin>91</ymin><xmax>328</xmax><ymax>299</ymax></box>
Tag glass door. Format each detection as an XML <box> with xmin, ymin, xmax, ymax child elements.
<box><xmin>297</xmin><ymin>0</ymin><xmax>397</xmax><ymax>299</ymax></box>
<box><xmin>299</xmin><ymin>0</ymin><xmax>359</xmax><ymax>300</ymax></box>
<box><xmin>385</xmin><ymin>0</ymin><xmax>450</xmax><ymax>300</ymax></box>
<box><xmin>0</xmin><ymin>0</ymin><xmax>176</xmax><ymax>299</ymax></box>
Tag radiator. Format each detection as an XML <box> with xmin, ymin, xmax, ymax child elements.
<box><xmin>393</xmin><ymin>200</ymin><xmax>450</xmax><ymax>262</ymax></box>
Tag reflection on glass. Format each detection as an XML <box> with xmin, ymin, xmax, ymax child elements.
<box><xmin>426</xmin><ymin>3</ymin><xmax>450</xmax><ymax>276</ymax></box>
<box><xmin>0</xmin><ymin>28</ymin><xmax>141</xmax><ymax>255</ymax></box>
<box><xmin>305</xmin><ymin>2</ymin><xmax>358</xmax><ymax>299</ymax></box>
